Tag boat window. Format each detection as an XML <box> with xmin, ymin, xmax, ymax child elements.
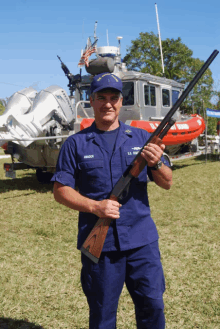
<box><xmin>144</xmin><ymin>85</ymin><xmax>156</xmax><ymax>106</ymax></box>
<box><xmin>162</xmin><ymin>89</ymin><xmax>170</xmax><ymax>107</ymax></box>
<box><xmin>80</xmin><ymin>86</ymin><xmax>91</xmax><ymax>108</ymax></box>
<box><xmin>122</xmin><ymin>82</ymin><xmax>134</xmax><ymax>106</ymax></box>
<box><xmin>172</xmin><ymin>90</ymin><xmax>179</xmax><ymax>105</ymax></box>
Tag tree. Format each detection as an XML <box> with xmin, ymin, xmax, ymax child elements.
<box><xmin>124</xmin><ymin>32</ymin><xmax>193</xmax><ymax>80</ymax></box>
<box><xmin>181</xmin><ymin>58</ymin><xmax>214</xmax><ymax>115</ymax></box>
<box><xmin>212</xmin><ymin>89</ymin><xmax>220</xmax><ymax>109</ymax></box>
<box><xmin>124</xmin><ymin>32</ymin><xmax>214</xmax><ymax>116</ymax></box>
<box><xmin>0</xmin><ymin>101</ymin><xmax>5</xmax><ymax>115</ymax></box>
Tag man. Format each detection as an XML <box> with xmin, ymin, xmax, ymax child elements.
<box><xmin>52</xmin><ymin>72</ymin><xmax>172</xmax><ymax>329</ymax></box>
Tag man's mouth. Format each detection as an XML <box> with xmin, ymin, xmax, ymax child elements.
<box><xmin>102</xmin><ymin>109</ymin><xmax>114</xmax><ymax>113</ymax></box>
<box><xmin>101</xmin><ymin>113</ymin><xmax>113</xmax><ymax>116</ymax></box>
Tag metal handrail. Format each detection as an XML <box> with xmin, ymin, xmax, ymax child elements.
<box><xmin>75</xmin><ymin>100</ymin><xmax>91</xmax><ymax>120</ymax></box>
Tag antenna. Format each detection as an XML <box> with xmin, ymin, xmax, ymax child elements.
<box><xmin>94</xmin><ymin>21</ymin><xmax>98</xmax><ymax>41</ymax></box>
<box><xmin>117</xmin><ymin>36</ymin><xmax>123</xmax><ymax>56</ymax></box>
<box><xmin>155</xmin><ymin>3</ymin><xmax>165</xmax><ymax>77</ymax></box>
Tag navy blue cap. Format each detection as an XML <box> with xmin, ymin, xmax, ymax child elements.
<box><xmin>90</xmin><ymin>73</ymin><xmax>122</xmax><ymax>94</ymax></box>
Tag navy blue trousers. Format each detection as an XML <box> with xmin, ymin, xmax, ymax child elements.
<box><xmin>81</xmin><ymin>240</ymin><xmax>165</xmax><ymax>329</ymax></box>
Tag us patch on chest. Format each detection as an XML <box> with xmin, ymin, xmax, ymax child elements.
<box><xmin>126</xmin><ymin>146</ymin><xmax>142</xmax><ymax>156</ymax></box>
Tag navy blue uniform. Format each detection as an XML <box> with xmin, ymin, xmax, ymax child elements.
<box><xmin>52</xmin><ymin>121</ymin><xmax>167</xmax><ymax>328</ymax></box>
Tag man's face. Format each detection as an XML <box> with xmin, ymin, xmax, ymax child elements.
<box><xmin>90</xmin><ymin>89</ymin><xmax>123</xmax><ymax>128</ymax></box>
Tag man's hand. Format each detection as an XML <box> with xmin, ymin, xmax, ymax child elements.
<box><xmin>93</xmin><ymin>199</ymin><xmax>122</xmax><ymax>219</ymax></box>
<box><xmin>140</xmin><ymin>143</ymin><xmax>172</xmax><ymax>190</ymax></box>
<box><xmin>141</xmin><ymin>142</ymin><xmax>165</xmax><ymax>167</ymax></box>
<box><xmin>53</xmin><ymin>183</ymin><xmax>122</xmax><ymax>218</ymax></box>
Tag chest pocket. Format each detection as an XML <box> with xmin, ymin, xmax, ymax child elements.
<box><xmin>78</xmin><ymin>159</ymin><xmax>105</xmax><ymax>193</ymax></box>
<box><xmin>124</xmin><ymin>146</ymin><xmax>147</xmax><ymax>183</ymax></box>
<box><xmin>124</xmin><ymin>145</ymin><xmax>142</xmax><ymax>166</ymax></box>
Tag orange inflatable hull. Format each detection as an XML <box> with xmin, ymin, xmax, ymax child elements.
<box><xmin>80</xmin><ymin>115</ymin><xmax>205</xmax><ymax>145</ymax></box>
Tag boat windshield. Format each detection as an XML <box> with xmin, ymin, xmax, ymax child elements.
<box><xmin>162</xmin><ymin>89</ymin><xmax>170</xmax><ymax>107</ymax></box>
<box><xmin>144</xmin><ymin>85</ymin><xmax>156</xmax><ymax>106</ymax></box>
<box><xmin>172</xmin><ymin>90</ymin><xmax>180</xmax><ymax>105</ymax></box>
<box><xmin>122</xmin><ymin>82</ymin><xmax>134</xmax><ymax>106</ymax></box>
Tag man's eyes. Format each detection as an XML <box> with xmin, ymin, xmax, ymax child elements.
<box><xmin>97</xmin><ymin>96</ymin><xmax>119</xmax><ymax>101</ymax></box>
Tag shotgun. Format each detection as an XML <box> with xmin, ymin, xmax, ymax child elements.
<box><xmin>80</xmin><ymin>49</ymin><xmax>219</xmax><ymax>263</ymax></box>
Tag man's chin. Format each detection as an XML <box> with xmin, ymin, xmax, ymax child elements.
<box><xmin>101</xmin><ymin>115</ymin><xmax>115</xmax><ymax>124</ymax></box>
<box><xmin>95</xmin><ymin>114</ymin><xmax>119</xmax><ymax>128</ymax></box>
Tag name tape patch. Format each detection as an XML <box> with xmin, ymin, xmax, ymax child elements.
<box><xmin>84</xmin><ymin>155</ymin><xmax>94</xmax><ymax>159</ymax></box>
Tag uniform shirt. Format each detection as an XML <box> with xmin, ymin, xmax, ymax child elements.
<box><xmin>51</xmin><ymin>121</ymin><xmax>168</xmax><ymax>252</ymax></box>
<box><xmin>96</xmin><ymin>126</ymin><xmax>119</xmax><ymax>156</ymax></box>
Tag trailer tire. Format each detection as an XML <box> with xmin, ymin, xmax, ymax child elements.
<box><xmin>36</xmin><ymin>168</ymin><xmax>53</xmax><ymax>184</ymax></box>
<box><xmin>190</xmin><ymin>144</ymin><xmax>198</xmax><ymax>152</ymax></box>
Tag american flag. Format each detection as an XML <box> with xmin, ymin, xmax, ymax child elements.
<box><xmin>78</xmin><ymin>38</ymin><xmax>98</xmax><ymax>68</ymax></box>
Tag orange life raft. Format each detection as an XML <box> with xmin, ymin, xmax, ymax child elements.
<box><xmin>79</xmin><ymin>114</ymin><xmax>205</xmax><ymax>146</ymax></box>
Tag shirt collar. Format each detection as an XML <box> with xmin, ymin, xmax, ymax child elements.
<box><xmin>86</xmin><ymin>121</ymin><xmax>133</xmax><ymax>140</ymax></box>
<box><xmin>85</xmin><ymin>121</ymin><xmax>97</xmax><ymax>141</ymax></box>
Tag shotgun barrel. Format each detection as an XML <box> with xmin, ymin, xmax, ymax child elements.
<box><xmin>80</xmin><ymin>49</ymin><xmax>219</xmax><ymax>263</ymax></box>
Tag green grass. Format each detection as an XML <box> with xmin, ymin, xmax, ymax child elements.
<box><xmin>0</xmin><ymin>155</ymin><xmax>219</xmax><ymax>328</ymax></box>
<box><xmin>0</xmin><ymin>148</ymin><xmax>5</xmax><ymax>155</ymax></box>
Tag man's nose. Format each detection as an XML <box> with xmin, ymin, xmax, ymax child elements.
<box><xmin>105</xmin><ymin>101</ymin><xmax>112</xmax><ymax>108</ymax></box>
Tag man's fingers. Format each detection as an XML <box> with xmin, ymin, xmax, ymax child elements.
<box><xmin>111</xmin><ymin>200</ymin><xmax>122</xmax><ymax>208</ymax></box>
<box><xmin>141</xmin><ymin>148</ymin><xmax>159</xmax><ymax>160</ymax></box>
<box><xmin>145</xmin><ymin>143</ymin><xmax>165</xmax><ymax>152</ymax></box>
<box><xmin>142</xmin><ymin>143</ymin><xmax>164</xmax><ymax>159</ymax></box>
<box><xmin>105</xmin><ymin>199</ymin><xmax>121</xmax><ymax>209</ymax></box>
<box><xmin>95</xmin><ymin>199</ymin><xmax>121</xmax><ymax>219</ymax></box>
<box><xmin>141</xmin><ymin>142</ymin><xmax>165</xmax><ymax>167</ymax></box>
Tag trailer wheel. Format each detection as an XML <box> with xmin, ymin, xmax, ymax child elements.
<box><xmin>36</xmin><ymin>168</ymin><xmax>53</xmax><ymax>184</ymax></box>
<box><xmin>190</xmin><ymin>143</ymin><xmax>198</xmax><ymax>152</ymax></box>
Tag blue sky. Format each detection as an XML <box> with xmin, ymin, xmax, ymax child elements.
<box><xmin>0</xmin><ymin>0</ymin><xmax>220</xmax><ymax>101</ymax></box>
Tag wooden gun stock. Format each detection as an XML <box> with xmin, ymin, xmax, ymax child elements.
<box><xmin>80</xmin><ymin>49</ymin><xmax>219</xmax><ymax>263</ymax></box>
<box><xmin>80</xmin><ymin>195</ymin><xmax>117</xmax><ymax>264</ymax></box>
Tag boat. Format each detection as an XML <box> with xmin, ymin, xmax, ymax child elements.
<box><xmin>72</xmin><ymin>40</ymin><xmax>205</xmax><ymax>156</ymax></box>
<box><xmin>0</xmin><ymin>29</ymin><xmax>205</xmax><ymax>182</ymax></box>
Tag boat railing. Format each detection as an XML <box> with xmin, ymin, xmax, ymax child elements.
<box><xmin>75</xmin><ymin>101</ymin><xmax>91</xmax><ymax>121</ymax></box>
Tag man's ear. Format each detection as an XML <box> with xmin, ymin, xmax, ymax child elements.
<box><xmin>90</xmin><ymin>96</ymin><xmax>93</xmax><ymax>107</ymax></box>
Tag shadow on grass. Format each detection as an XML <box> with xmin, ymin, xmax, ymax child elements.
<box><xmin>0</xmin><ymin>317</ymin><xmax>44</xmax><ymax>329</ymax></box>
<box><xmin>0</xmin><ymin>172</ymin><xmax>53</xmax><ymax>194</ymax></box>
<box><xmin>172</xmin><ymin>154</ymin><xmax>220</xmax><ymax>171</ymax></box>
<box><xmin>197</xmin><ymin>153</ymin><xmax>220</xmax><ymax>162</ymax></box>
